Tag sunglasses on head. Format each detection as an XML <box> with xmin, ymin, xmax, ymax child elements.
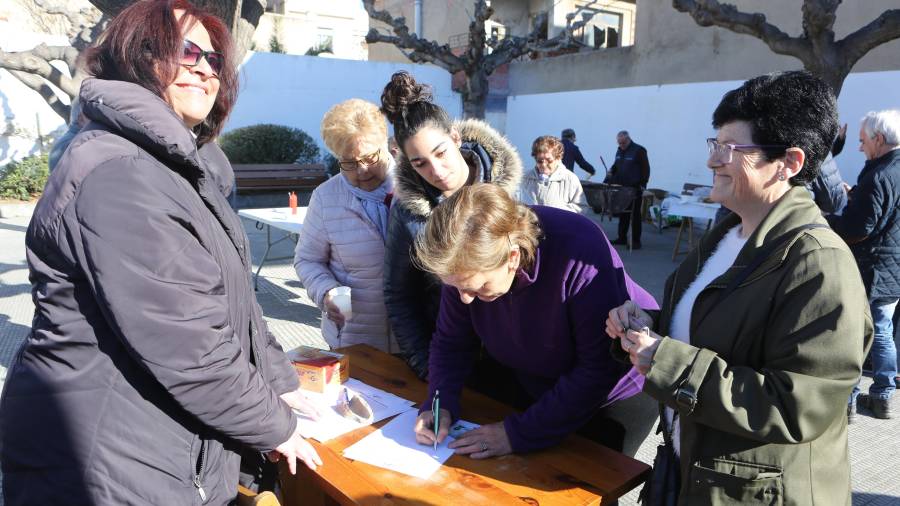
<box><xmin>181</xmin><ymin>39</ymin><xmax>224</xmax><ymax>75</ymax></box>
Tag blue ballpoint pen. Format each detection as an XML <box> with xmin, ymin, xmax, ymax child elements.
<box><xmin>432</xmin><ymin>390</ymin><xmax>440</xmax><ymax>451</ymax></box>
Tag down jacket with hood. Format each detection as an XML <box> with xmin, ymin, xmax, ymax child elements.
<box><xmin>0</xmin><ymin>79</ymin><xmax>299</xmax><ymax>506</ymax></box>
<box><xmin>383</xmin><ymin>119</ymin><xmax>522</xmax><ymax>379</ymax></box>
<box><xmin>293</xmin><ymin>167</ymin><xmax>398</xmax><ymax>352</ymax></box>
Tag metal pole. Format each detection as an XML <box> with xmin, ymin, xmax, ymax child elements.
<box><xmin>414</xmin><ymin>0</ymin><xmax>423</xmax><ymax>36</ymax></box>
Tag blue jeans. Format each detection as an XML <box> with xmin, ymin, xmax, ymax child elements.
<box><xmin>852</xmin><ymin>300</ymin><xmax>898</xmax><ymax>403</ymax></box>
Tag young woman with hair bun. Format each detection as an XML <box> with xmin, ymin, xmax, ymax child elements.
<box><xmin>380</xmin><ymin>71</ymin><xmax>523</xmax><ymax>381</ymax></box>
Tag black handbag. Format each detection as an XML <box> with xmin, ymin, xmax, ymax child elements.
<box><xmin>640</xmin><ymin>404</ymin><xmax>680</xmax><ymax>506</ymax></box>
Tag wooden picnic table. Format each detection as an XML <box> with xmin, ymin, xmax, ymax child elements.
<box><xmin>280</xmin><ymin>344</ymin><xmax>651</xmax><ymax>505</ymax></box>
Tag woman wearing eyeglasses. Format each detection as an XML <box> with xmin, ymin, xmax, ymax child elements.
<box><xmin>518</xmin><ymin>135</ymin><xmax>587</xmax><ymax>213</ymax></box>
<box><xmin>380</xmin><ymin>71</ymin><xmax>523</xmax><ymax>380</ymax></box>
<box><xmin>0</xmin><ymin>1</ymin><xmax>322</xmax><ymax>504</ymax></box>
<box><xmin>606</xmin><ymin>71</ymin><xmax>871</xmax><ymax>504</ymax></box>
<box><xmin>293</xmin><ymin>99</ymin><xmax>397</xmax><ymax>351</ymax></box>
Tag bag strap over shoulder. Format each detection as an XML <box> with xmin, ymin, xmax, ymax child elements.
<box><xmin>662</xmin><ymin>223</ymin><xmax>830</xmax><ymax>440</ymax></box>
<box><xmin>698</xmin><ymin>223</ymin><xmax>829</xmax><ymax>325</ymax></box>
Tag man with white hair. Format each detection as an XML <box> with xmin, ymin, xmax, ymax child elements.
<box><xmin>829</xmin><ymin>109</ymin><xmax>900</xmax><ymax>421</ymax></box>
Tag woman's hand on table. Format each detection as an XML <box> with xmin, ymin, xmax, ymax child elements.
<box><xmin>605</xmin><ymin>301</ymin><xmax>653</xmax><ymax>340</ymax></box>
<box><xmin>280</xmin><ymin>388</ymin><xmax>322</xmax><ymax>420</ymax></box>
<box><xmin>449</xmin><ymin>422</ymin><xmax>512</xmax><ymax>459</ymax></box>
<box><xmin>322</xmin><ymin>293</ymin><xmax>346</xmax><ymax>329</ymax></box>
<box><xmin>271</xmin><ymin>422</ymin><xmax>323</xmax><ymax>473</ymax></box>
<box><xmin>414</xmin><ymin>408</ymin><xmax>451</xmax><ymax>446</ymax></box>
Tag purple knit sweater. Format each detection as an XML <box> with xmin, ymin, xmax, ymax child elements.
<box><xmin>424</xmin><ymin>206</ymin><xmax>658</xmax><ymax>453</ymax></box>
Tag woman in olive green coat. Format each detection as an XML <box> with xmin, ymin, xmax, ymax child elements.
<box><xmin>607</xmin><ymin>71</ymin><xmax>872</xmax><ymax>505</ymax></box>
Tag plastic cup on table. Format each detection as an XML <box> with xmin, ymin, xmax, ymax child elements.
<box><xmin>329</xmin><ymin>286</ymin><xmax>353</xmax><ymax>320</ymax></box>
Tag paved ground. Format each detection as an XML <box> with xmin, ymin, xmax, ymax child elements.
<box><xmin>1</xmin><ymin>212</ymin><xmax>898</xmax><ymax>505</ymax></box>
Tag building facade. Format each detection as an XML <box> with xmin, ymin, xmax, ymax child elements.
<box><xmin>252</xmin><ymin>0</ymin><xmax>369</xmax><ymax>59</ymax></box>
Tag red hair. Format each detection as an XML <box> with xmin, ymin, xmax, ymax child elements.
<box><xmin>84</xmin><ymin>0</ymin><xmax>237</xmax><ymax>144</ymax></box>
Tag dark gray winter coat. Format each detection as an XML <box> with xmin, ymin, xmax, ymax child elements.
<box><xmin>0</xmin><ymin>79</ymin><xmax>299</xmax><ymax>506</ymax></box>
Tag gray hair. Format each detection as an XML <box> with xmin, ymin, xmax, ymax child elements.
<box><xmin>861</xmin><ymin>110</ymin><xmax>900</xmax><ymax>145</ymax></box>
<box><xmin>617</xmin><ymin>130</ymin><xmax>630</xmax><ymax>138</ymax></box>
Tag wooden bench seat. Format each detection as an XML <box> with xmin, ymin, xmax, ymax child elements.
<box><xmin>232</xmin><ymin>164</ymin><xmax>328</xmax><ymax>192</ymax></box>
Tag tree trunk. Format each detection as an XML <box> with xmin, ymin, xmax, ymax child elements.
<box><xmin>803</xmin><ymin>54</ymin><xmax>850</xmax><ymax>98</ymax></box>
<box><xmin>812</xmin><ymin>65</ymin><xmax>848</xmax><ymax>98</ymax></box>
<box><xmin>461</xmin><ymin>70</ymin><xmax>488</xmax><ymax>119</ymax></box>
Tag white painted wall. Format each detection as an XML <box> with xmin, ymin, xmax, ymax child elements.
<box><xmin>226</xmin><ymin>52</ymin><xmax>462</xmax><ymax>154</ymax></box>
<box><xmin>2</xmin><ymin>49</ymin><xmax>460</xmax><ymax>167</ymax></box>
<box><xmin>505</xmin><ymin>70</ymin><xmax>900</xmax><ymax>195</ymax></box>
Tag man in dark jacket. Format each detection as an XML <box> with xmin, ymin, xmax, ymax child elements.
<box><xmin>560</xmin><ymin>128</ymin><xmax>596</xmax><ymax>177</ymax></box>
<box><xmin>829</xmin><ymin>109</ymin><xmax>900</xmax><ymax>420</ymax></box>
<box><xmin>605</xmin><ymin>130</ymin><xmax>650</xmax><ymax>248</ymax></box>
<box><xmin>809</xmin><ymin>124</ymin><xmax>849</xmax><ymax>215</ymax></box>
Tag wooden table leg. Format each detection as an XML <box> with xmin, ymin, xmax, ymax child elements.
<box><xmin>278</xmin><ymin>461</ymin><xmax>337</xmax><ymax>506</ymax></box>
<box><xmin>671</xmin><ymin>217</ymin><xmax>695</xmax><ymax>261</ymax></box>
<box><xmin>686</xmin><ymin>217</ymin><xmax>694</xmax><ymax>250</ymax></box>
<box><xmin>672</xmin><ymin>218</ymin><xmax>685</xmax><ymax>261</ymax></box>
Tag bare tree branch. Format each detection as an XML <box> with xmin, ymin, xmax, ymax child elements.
<box><xmin>483</xmin><ymin>6</ymin><xmax>604</xmax><ymax>73</ymax></box>
<box><xmin>674</xmin><ymin>0</ymin><xmax>900</xmax><ymax>96</ymax></box>
<box><xmin>838</xmin><ymin>9</ymin><xmax>900</xmax><ymax>68</ymax></box>
<box><xmin>8</xmin><ymin>70</ymin><xmax>71</xmax><ymax>119</ymax></box>
<box><xmin>0</xmin><ymin>44</ymin><xmax>79</xmax><ymax>97</ymax></box>
<box><xmin>363</xmin><ymin>0</ymin><xmax>465</xmax><ymax>72</ymax></box>
<box><xmin>672</xmin><ymin>0</ymin><xmax>809</xmax><ymax>57</ymax></box>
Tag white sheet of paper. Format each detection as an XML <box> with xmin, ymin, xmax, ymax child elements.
<box><xmin>342</xmin><ymin>410</ymin><xmax>481</xmax><ymax>480</ymax></box>
<box><xmin>294</xmin><ymin>379</ymin><xmax>415</xmax><ymax>442</ymax></box>
<box><xmin>342</xmin><ymin>410</ymin><xmax>449</xmax><ymax>479</ymax></box>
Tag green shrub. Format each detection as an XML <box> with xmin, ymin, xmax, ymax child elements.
<box><xmin>219</xmin><ymin>124</ymin><xmax>320</xmax><ymax>164</ymax></box>
<box><xmin>322</xmin><ymin>153</ymin><xmax>341</xmax><ymax>177</ymax></box>
<box><xmin>0</xmin><ymin>153</ymin><xmax>49</xmax><ymax>201</ymax></box>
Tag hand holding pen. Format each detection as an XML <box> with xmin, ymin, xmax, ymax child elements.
<box><xmin>413</xmin><ymin>391</ymin><xmax>450</xmax><ymax>449</ymax></box>
<box><xmin>432</xmin><ymin>390</ymin><xmax>440</xmax><ymax>451</ymax></box>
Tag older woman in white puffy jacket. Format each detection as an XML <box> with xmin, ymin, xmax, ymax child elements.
<box><xmin>294</xmin><ymin>99</ymin><xmax>397</xmax><ymax>352</ymax></box>
<box><xmin>519</xmin><ymin>135</ymin><xmax>587</xmax><ymax>214</ymax></box>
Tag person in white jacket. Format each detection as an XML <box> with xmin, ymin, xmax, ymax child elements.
<box><xmin>294</xmin><ymin>99</ymin><xmax>397</xmax><ymax>352</ymax></box>
<box><xmin>519</xmin><ymin>135</ymin><xmax>587</xmax><ymax>214</ymax></box>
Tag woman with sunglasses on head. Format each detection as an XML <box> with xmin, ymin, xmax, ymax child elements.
<box><xmin>293</xmin><ymin>99</ymin><xmax>397</xmax><ymax>352</ymax></box>
<box><xmin>380</xmin><ymin>71</ymin><xmax>523</xmax><ymax>381</ymax></box>
<box><xmin>0</xmin><ymin>1</ymin><xmax>322</xmax><ymax>504</ymax></box>
<box><xmin>606</xmin><ymin>71</ymin><xmax>871</xmax><ymax>504</ymax></box>
<box><xmin>412</xmin><ymin>183</ymin><xmax>659</xmax><ymax>459</ymax></box>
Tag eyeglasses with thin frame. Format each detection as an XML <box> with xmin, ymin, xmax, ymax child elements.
<box><xmin>339</xmin><ymin>149</ymin><xmax>381</xmax><ymax>171</ymax></box>
<box><xmin>706</xmin><ymin>138</ymin><xmax>787</xmax><ymax>164</ymax></box>
<box><xmin>181</xmin><ymin>39</ymin><xmax>224</xmax><ymax>76</ymax></box>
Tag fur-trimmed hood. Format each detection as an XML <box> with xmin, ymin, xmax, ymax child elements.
<box><xmin>392</xmin><ymin>119</ymin><xmax>523</xmax><ymax>218</ymax></box>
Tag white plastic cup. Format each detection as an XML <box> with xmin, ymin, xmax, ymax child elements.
<box><xmin>329</xmin><ymin>286</ymin><xmax>353</xmax><ymax>320</ymax></box>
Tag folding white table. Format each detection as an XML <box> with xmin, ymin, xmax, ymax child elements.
<box><xmin>668</xmin><ymin>199</ymin><xmax>721</xmax><ymax>260</ymax></box>
<box><xmin>237</xmin><ymin>207</ymin><xmax>307</xmax><ymax>289</ymax></box>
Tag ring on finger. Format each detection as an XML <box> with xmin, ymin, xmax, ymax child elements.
<box><xmin>480</xmin><ymin>441</ymin><xmax>488</xmax><ymax>452</ymax></box>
